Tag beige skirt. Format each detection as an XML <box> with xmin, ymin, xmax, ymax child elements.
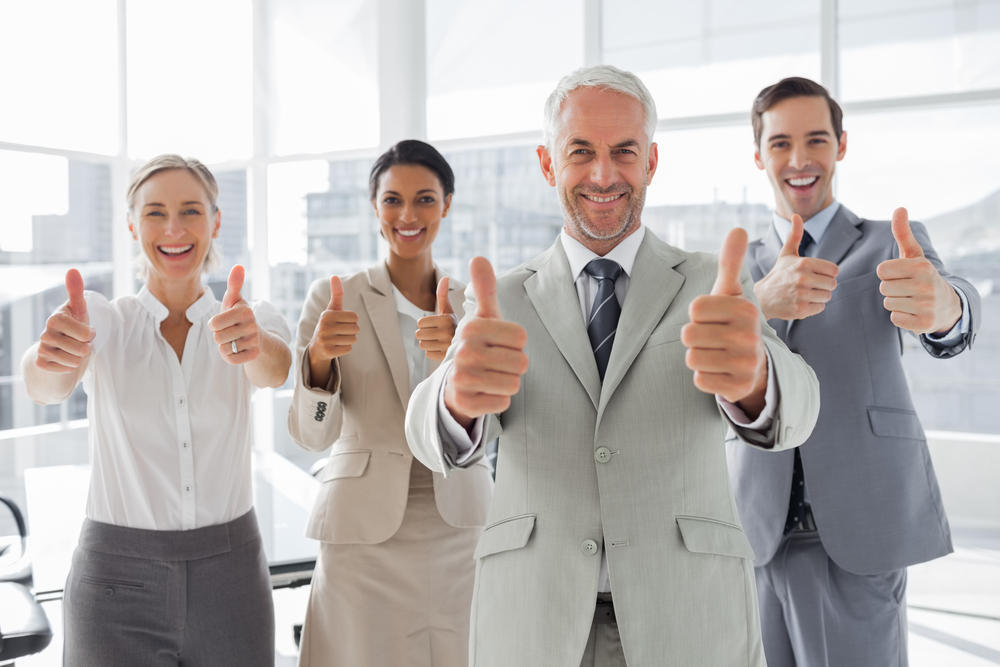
<box><xmin>298</xmin><ymin>461</ymin><xmax>482</xmax><ymax>667</ymax></box>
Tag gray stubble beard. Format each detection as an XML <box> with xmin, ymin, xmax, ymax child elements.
<box><xmin>557</xmin><ymin>179</ymin><xmax>647</xmax><ymax>243</ymax></box>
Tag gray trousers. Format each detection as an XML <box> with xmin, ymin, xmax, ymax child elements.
<box><xmin>755</xmin><ymin>530</ymin><xmax>908</xmax><ymax>667</ymax></box>
<box><xmin>63</xmin><ymin>509</ymin><xmax>274</xmax><ymax>667</ymax></box>
<box><xmin>579</xmin><ymin>621</ymin><xmax>627</xmax><ymax>667</ymax></box>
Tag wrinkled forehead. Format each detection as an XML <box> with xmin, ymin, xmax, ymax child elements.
<box><xmin>555</xmin><ymin>87</ymin><xmax>647</xmax><ymax>149</ymax></box>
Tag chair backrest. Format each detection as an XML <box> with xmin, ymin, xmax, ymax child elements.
<box><xmin>0</xmin><ymin>497</ymin><xmax>32</xmax><ymax>587</ymax></box>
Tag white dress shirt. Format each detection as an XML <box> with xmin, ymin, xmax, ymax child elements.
<box><xmin>391</xmin><ymin>285</ymin><xmax>433</xmax><ymax>395</ymax></box>
<box><xmin>82</xmin><ymin>285</ymin><xmax>291</xmax><ymax>531</ymax></box>
<box><xmin>439</xmin><ymin>226</ymin><xmax>778</xmax><ymax>592</ymax></box>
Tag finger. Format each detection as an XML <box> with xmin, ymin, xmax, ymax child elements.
<box><xmin>469</xmin><ymin>257</ymin><xmax>500</xmax><ymax>319</ymax></box>
<box><xmin>803</xmin><ymin>257</ymin><xmax>840</xmax><ymax>279</ymax></box>
<box><xmin>65</xmin><ymin>269</ymin><xmax>89</xmax><ymax>323</ymax></box>
<box><xmin>436</xmin><ymin>277</ymin><xmax>453</xmax><ymax>316</ymax></box>
<box><xmin>223</xmin><ymin>265</ymin><xmax>245</xmax><ymax>310</ymax></box>
<box><xmin>711</xmin><ymin>228</ymin><xmax>748</xmax><ymax>297</ymax></box>
<box><xmin>329</xmin><ymin>276</ymin><xmax>344</xmax><ymax>311</ymax></box>
<box><xmin>416</xmin><ymin>314</ymin><xmax>454</xmax><ymax>334</ymax></box>
<box><xmin>780</xmin><ymin>214</ymin><xmax>804</xmax><ymax>257</ymax></box>
<box><xmin>882</xmin><ymin>296</ymin><xmax>919</xmax><ymax>316</ymax></box>
<box><xmin>891</xmin><ymin>207</ymin><xmax>924</xmax><ymax>260</ymax></box>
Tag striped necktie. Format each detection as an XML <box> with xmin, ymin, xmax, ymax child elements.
<box><xmin>584</xmin><ymin>259</ymin><xmax>623</xmax><ymax>382</ymax></box>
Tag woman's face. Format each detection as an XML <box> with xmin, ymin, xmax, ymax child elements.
<box><xmin>373</xmin><ymin>164</ymin><xmax>451</xmax><ymax>261</ymax></box>
<box><xmin>130</xmin><ymin>168</ymin><xmax>220</xmax><ymax>288</ymax></box>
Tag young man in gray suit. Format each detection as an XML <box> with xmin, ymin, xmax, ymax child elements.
<box><xmin>729</xmin><ymin>77</ymin><xmax>981</xmax><ymax>666</ymax></box>
<box><xmin>405</xmin><ymin>65</ymin><xmax>821</xmax><ymax>667</ymax></box>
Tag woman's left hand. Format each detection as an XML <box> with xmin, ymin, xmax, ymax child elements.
<box><xmin>209</xmin><ymin>265</ymin><xmax>261</xmax><ymax>364</ymax></box>
<box><xmin>416</xmin><ymin>277</ymin><xmax>457</xmax><ymax>362</ymax></box>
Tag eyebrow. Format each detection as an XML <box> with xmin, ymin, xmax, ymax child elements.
<box><xmin>567</xmin><ymin>138</ymin><xmax>641</xmax><ymax>149</ymax></box>
<box><xmin>142</xmin><ymin>201</ymin><xmax>205</xmax><ymax>208</ymax></box>
<box><xmin>381</xmin><ymin>189</ymin><xmax>439</xmax><ymax>196</ymax></box>
<box><xmin>767</xmin><ymin>130</ymin><xmax>832</xmax><ymax>142</ymax></box>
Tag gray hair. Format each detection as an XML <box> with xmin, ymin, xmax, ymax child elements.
<box><xmin>542</xmin><ymin>65</ymin><xmax>658</xmax><ymax>150</ymax></box>
<box><xmin>127</xmin><ymin>154</ymin><xmax>221</xmax><ymax>280</ymax></box>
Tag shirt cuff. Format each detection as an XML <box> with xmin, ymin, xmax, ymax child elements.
<box><xmin>437</xmin><ymin>377</ymin><xmax>484</xmax><ymax>464</ymax></box>
<box><xmin>717</xmin><ymin>347</ymin><xmax>776</xmax><ymax>431</ymax></box>
<box><xmin>923</xmin><ymin>286</ymin><xmax>970</xmax><ymax>346</ymax></box>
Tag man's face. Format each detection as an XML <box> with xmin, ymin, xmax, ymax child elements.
<box><xmin>537</xmin><ymin>87</ymin><xmax>658</xmax><ymax>253</ymax></box>
<box><xmin>755</xmin><ymin>95</ymin><xmax>847</xmax><ymax>221</ymax></box>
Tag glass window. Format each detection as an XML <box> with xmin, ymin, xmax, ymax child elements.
<box><xmin>603</xmin><ymin>0</ymin><xmax>821</xmax><ymax>119</ymax></box>
<box><xmin>126</xmin><ymin>0</ymin><xmax>253</xmax><ymax>162</ymax></box>
<box><xmin>272</xmin><ymin>0</ymin><xmax>380</xmax><ymax>155</ymax></box>
<box><xmin>0</xmin><ymin>0</ymin><xmax>119</xmax><ymax>154</ymax></box>
<box><xmin>840</xmin><ymin>0</ymin><xmax>1000</xmax><ymax>102</ymax></box>
<box><xmin>426</xmin><ymin>0</ymin><xmax>584</xmax><ymax>140</ymax></box>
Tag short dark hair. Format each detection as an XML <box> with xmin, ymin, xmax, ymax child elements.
<box><xmin>368</xmin><ymin>140</ymin><xmax>455</xmax><ymax>201</ymax></box>
<box><xmin>751</xmin><ymin>77</ymin><xmax>843</xmax><ymax>148</ymax></box>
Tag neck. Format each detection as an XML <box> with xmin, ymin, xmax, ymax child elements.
<box><xmin>145</xmin><ymin>274</ymin><xmax>205</xmax><ymax>321</ymax></box>
<box><xmin>565</xmin><ymin>220</ymin><xmax>641</xmax><ymax>257</ymax></box>
<box><xmin>777</xmin><ymin>191</ymin><xmax>834</xmax><ymax>223</ymax></box>
<box><xmin>386</xmin><ymin>250</ymin><xmax>437</xmax><ymax>307</ymax></box>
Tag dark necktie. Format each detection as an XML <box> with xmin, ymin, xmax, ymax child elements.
<box><xmin>584</xmin><ymin>259</ymin><xmax>623</xmax><ymax>382</ymax></box>
<box><xmin>784</xmin><ymin>228</ymin><xmax>814</xmax><ymax>534</ymax></box>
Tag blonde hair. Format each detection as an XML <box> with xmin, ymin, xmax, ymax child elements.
<box><xmin>127</xmin><ymin>154</ymin><xmax>222</xmax><ymax>280</ymax></box>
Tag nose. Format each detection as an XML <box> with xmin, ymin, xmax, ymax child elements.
<box><xmin>164</xmin><ymin>212</ymin><xmax>185</xmax><ymax>238</ymax></box>
<box><xmin>400</xmin><ymin>202</ymin><xmax>418</xmax><ymax>225</ymax></box>
<box><xmin>788</xmin><ymin>143</ymin><xmax>810</xmax><ymax>171</ymax></box>
<box><xmin>589</xmin><ymin>152</ymin><xmax>618</xmax><ymax>188</ymax></box>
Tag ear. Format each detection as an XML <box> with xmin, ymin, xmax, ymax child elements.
<box><xmin>128</xmin><ymin>219</ymin><xmax>136</xmax><ymax>240</ymax></box>
<box><xmin>754</xmin><ymin>144</ymin><xmax>765</xmax><ymax>171</ymax></box>
<box><xmin>836</xmin><ymin>131</ymin><xmax>847</xmax><ymax>161</ymax></box>
<box><xmin>213</xmin><ymin>207</ymin><xmax>221</xmax><ymax>238</ymax></box>
<box><xmin>536</xmin><ymin>145</ymin><xmax>556</xmax><ymax>187</ymax></box>
<box><xmin>645</xmin><ymin>141</ymin><xmax>659</xmax><ymax>186</ymax></box>
<box><xmin>441</xmin><ymin>193</ymin><xmax>453</xmax><ymax>219</ymax></box>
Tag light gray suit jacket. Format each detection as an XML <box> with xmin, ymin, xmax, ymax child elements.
<box><xmin>729</xmin><ymin>205</ymin><xmax>981</xmax><ymax>575</ymax></box>
<box><xmin>406</xmin><ymin>229</ymin><xmax>821</xmax><ymax>667</ymax></box>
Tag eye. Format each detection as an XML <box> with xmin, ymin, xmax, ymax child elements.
<box><xmin>809</xmin><ymin>138</ymin><xmax>827</xmax><ymax>145</ymax></box>
<box><xmin>419</xmin><ymin>196</ymin><xmax>437</xmax><ymax>204</ymax></box>
<box><xmin>382</xmin><ymin>196</ymin><xmax>400</xmax><ymax>205</ymax></box>
<box><xmin>183</xmin><ymin>208</ymin><xmax>202</xmax><ymax>215</ymax></box>
<box><xmin>770</xmin><ymin>141</ymin><xmax>789</xmax><ymax>150</ymax></box>
<box><xmin>616</xmin><ymin>148</ymin><xmax>636</xmax><ymax>155</ymax></box>
<box><xmin>145</xmin><ymin>210</ymin><xmax>164</xmax><ymax>217</ymax></box>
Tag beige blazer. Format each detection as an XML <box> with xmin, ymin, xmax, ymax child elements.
<box><xmin>405</xmin><ymin>229</ymin><xmax>821</xmax><ymax>667</ymax></box>
<box><xmin>289</xmin><ymin>263</ymin><xmax>493</xmax><ymax>545</ymax></box>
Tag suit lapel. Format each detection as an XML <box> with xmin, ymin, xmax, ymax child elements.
<box><xmin>597</xmin><ymin>229</ymin><xmax>685</xmax><ymax>426</ymax></box>
<box><xmin>816</xmin><ymin>205</ymin><xmax>863</xmax><ymax>267</ymax></box>
<box><xmin>524</xmin><ymin>239</ymin><xmax>602</xmax><ymax>410</ymax></box>
<box><xmin>361</xmin><ymin>264</ymin><xmax>410</xmax><ymax>410</ymax></box>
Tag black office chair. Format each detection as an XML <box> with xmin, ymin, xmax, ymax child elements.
<box><xmin>0</xmin><ymin>496</ymin><xmax>53</xmax><ymax>665</ymax></box>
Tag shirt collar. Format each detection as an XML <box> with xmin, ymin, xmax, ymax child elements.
<box><xmin>391</xmin><ymin>285</ymin><xmax>432</xmax><ymax>320</ymax></box>
<box><xmin>137</xmin><ymin>284</ymin><xmax>218</xmax><ymax>323</ymax></box>
<box><xmin>560</xmin><ymin>226</ymin><xmax>644</xmax><ymax>281</ymax></box>
<box><xmin>772</xmin><ymin>199</ymin><xmax>841</xmax><ymax>247</ymax></box>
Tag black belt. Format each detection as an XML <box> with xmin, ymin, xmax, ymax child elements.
<box><xmin>791</xmin><ymin>505</ymin><xmax>818</xmax><ymax>532</ymax></box>
<box><xmin>594</xmin><ymin>593</ymin><xmax>616</xmax><ymax>624</ymax></box>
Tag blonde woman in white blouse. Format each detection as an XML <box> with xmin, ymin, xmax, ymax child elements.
<box><xmin>288</xmin><ymin>140</ymin><xmax>493</xmax><ymax>667</ymax></box>
<box><xmin>22</xmin><ymin>154</ymin><xmax>292</xmax><ymax>667</ymax></box>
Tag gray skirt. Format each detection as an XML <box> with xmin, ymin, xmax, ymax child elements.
<box><xmin>62</xmin><ymin>508</ymin><xmax>274</xmax><ymax>667</ymax></box>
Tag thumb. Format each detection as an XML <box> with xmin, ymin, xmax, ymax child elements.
<box><xmin>328</xmin><ymin>276</ymin><xmax>343</xmax><ymax>311</ymax></box>
<box><xmin>65</xmin><ymin>268</ymin><xmax>88</xmax><ymax>322</ymax></box>
<box><xmin>469</xmin><ymin>256</ymin><xmax>500</xmax><ymax>319</ymax></box>
<box><xmin>891</xmin><ymin>207</ymin><xmax>924</xmax><ymax>259</ymax></box>
<box><xmin>223</xmin><ymin>265</ymin><xmax>245</xmax><ymax>310</ymax></box>
<box><xmin>712</xmin><ymin>228</ymin><xmax>749</xmax><ymax>297</ymax></box>
<box><xmin>780</xmin><ymin>214</ymin><xmax>804</xmax><ymax>257</ymax></box>
<box><xmin>436</xmin><ymin>277</ymin><xmax>453</xmax><ymax>315</ymax></box>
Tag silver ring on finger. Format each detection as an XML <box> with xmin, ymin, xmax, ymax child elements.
<box><xmin>231</xmin><ymin>340</ymin><xmax>239</xmax><ymax>355</ymax></box>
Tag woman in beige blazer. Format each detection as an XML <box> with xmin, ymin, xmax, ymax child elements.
<box><xmin>288</xmin><ymin>140</ymin><xmax>493</xmax><ymax>667</ymax></box>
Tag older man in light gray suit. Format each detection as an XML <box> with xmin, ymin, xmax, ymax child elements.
<box><xmin>405</xmin><ymin>66</ymin><xmax>821</xmax><ymax>667</ymax></box>
<box><xmin>728</xmin><ymin>77</ymin><xmax>981</xmax><ymax>667</ymax></box>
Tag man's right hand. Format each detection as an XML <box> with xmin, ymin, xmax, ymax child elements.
<box><xmin>444</xmin><ymin>257</ymin><xmax>529</xmax><ymax>430</ymax></box>
<box><xmin>307</xmin><ymin>276</ymin><xmax>360</xmax><ymax>388</ymax></box>
<box><xmin>754</xmin><ymin>214</ymin><xmax>839</xmax><ymax>321</ymax></box>
<box><xmin>36</xmin><ymin>269</ymin><xmax>95</xmax><ymax>373</ymax></box>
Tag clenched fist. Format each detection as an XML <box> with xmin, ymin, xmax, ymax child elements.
<box><xmin>753</xmin><ymin>214</ymin><xmax>839</xmax><ymax>321</ymax></box>
<box><xmin>416</xmin><ymin>277</ymin><xmax>457</xmax><ymax>362</ymax></box>
<box><xmin>307</xmin><ymin>275</ymin><xmax>360</xmax><ymax>388</ymax></box>
<box><xmin>36</xmin><ymin>269</ymin><xmax>96</xmax><ymax>373</ymax></box>
<box><xmin>444</xmin><ymin>257</ymin><xmax>529</xmax><ymax>429</ymax></box>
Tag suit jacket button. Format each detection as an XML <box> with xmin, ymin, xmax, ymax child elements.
<box><xmin>582</xmin><ymin>539</ymin><xmax>598</xmax><ymax>556</ymax></box>
<box><xmin>595</xmin><ymin>447</ymin><xmax>612</xmax><ymax>463</ymax></box>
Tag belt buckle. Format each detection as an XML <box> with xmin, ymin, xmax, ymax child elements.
<box><xmin>796</xmin><ymin>506</ymin><xmax>817</xmax><ymax>532</ymax></box>
<box><xmin>594</xmin><ymin>595</ymin><xmax>616</xmax><ymax>624</ymax></box>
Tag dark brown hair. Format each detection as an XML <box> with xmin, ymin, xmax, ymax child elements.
<box><xmin>751</xmin><ymin>77</ymin><xmax>843</xmax><ymax>147</ymax></box>
<box><xmin>369</xmin><ymin>140</ymin><xmax>455</xmax><ymax>201</ymax></box>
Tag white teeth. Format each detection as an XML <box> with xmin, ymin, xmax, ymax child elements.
<box><xmin>788</xmin><ymin>176</ymin><xmax>818</xmax><ymax>187</ymax></box>
<box><xmin>159</xmin><ymin>245</ymin><xmax>193</xmax><ymax>254</ymax></box>
<box><xmin>584</xmin><ymin>194</ymin><xmax>623</xmax><ymax>203</ymax></box>
<box><xmin>397</xmin><ymin>228</ymin><xmax>423</xmax><ymax>237</ymax></box>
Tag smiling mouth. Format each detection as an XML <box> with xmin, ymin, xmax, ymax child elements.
<box><xmin>581</xmin><ymin>193</ymin><xmax>625</xmax><ymax>204</ymax></box>
<box><xmin>785</xmin><ymin>176</ymin><xmax>819</xmax><ymax>191</ymax></box>
<box><xmin>395</xmin><ymin>228</ymin><xmax>425</xmax><ymax>238</ymax></box>
<box><xmin>158</xmin><ymin>244</ymin><xmax>194</xmax><ymax>257</ymax></box>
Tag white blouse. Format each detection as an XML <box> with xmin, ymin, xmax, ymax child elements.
<box><xmin>391</xmin><ymin>285</ymin><xmax>433</xmax><ymax>396</ymax></box>
<box><xmin>82</xmin><ymin>285</ymin><xmax>291</xmax><ymax>531</ymax></box>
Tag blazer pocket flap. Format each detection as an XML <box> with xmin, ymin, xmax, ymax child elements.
<box><xmin>319</xmin><ymin>450</ymin><xmax>372</xmax><ymax>482</ymax></box>
<box><xmin>642</xmin><ymin>324</ymin><xmax>684</xmax><ymax>349</ymax></box>
<box><xmin>867</xmin><ymin>407</ymin><xmax>924</xmax><ymax>440</ymax></box>
<box><xmin>677</xmin><ymin>516</ymin><xmax>755</xmax><ymax>560</ymax></box>
<box><xmin>473</xmin><ymin>514</ymin><xmax>536</xmax><ymax>560</ymax></box>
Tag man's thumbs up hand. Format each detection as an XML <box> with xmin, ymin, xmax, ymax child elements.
<box><xmin>754</xmin><ymin>213</ymin><xmax>839</xmax><ymax>321</ymax></box>
<box><xmin>36</xmin><ymin>269</ymin><xmax>97</xmax><ymax>373</ymax></box>
<box><xmin>444</xmin><ymin>257</ymin><xmax>529</xmax><ymax>429</ymax></box>
<box><xmin>416</xmin><ymin>277</ymin><xmax>458</xmax><ymax>362</ymax></box>
<box><xmin>209</xmin><ymin>265</ymin><xmax>262</xmax><ymax>364</ymax></box>
<box><xmin>682</xmin><ymin>228</ymin><xmax>768</xmax><ymax>414</ymax></box>
<box><xmin>877</xmin><ymin>207</ymin><xmax>961</xmax><ymax>335</ymax></box>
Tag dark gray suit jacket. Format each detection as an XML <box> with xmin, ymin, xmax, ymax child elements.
<box><xmin>728</xmin><ymin>204</ymin><xmax>981</xmax><ymax>575</ymax></box>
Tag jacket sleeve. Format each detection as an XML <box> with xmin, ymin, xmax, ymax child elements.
<box><xmin>287</xmin><ymin>277</ymin><xmax>344</xmax><ymax>452</ymax></box>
